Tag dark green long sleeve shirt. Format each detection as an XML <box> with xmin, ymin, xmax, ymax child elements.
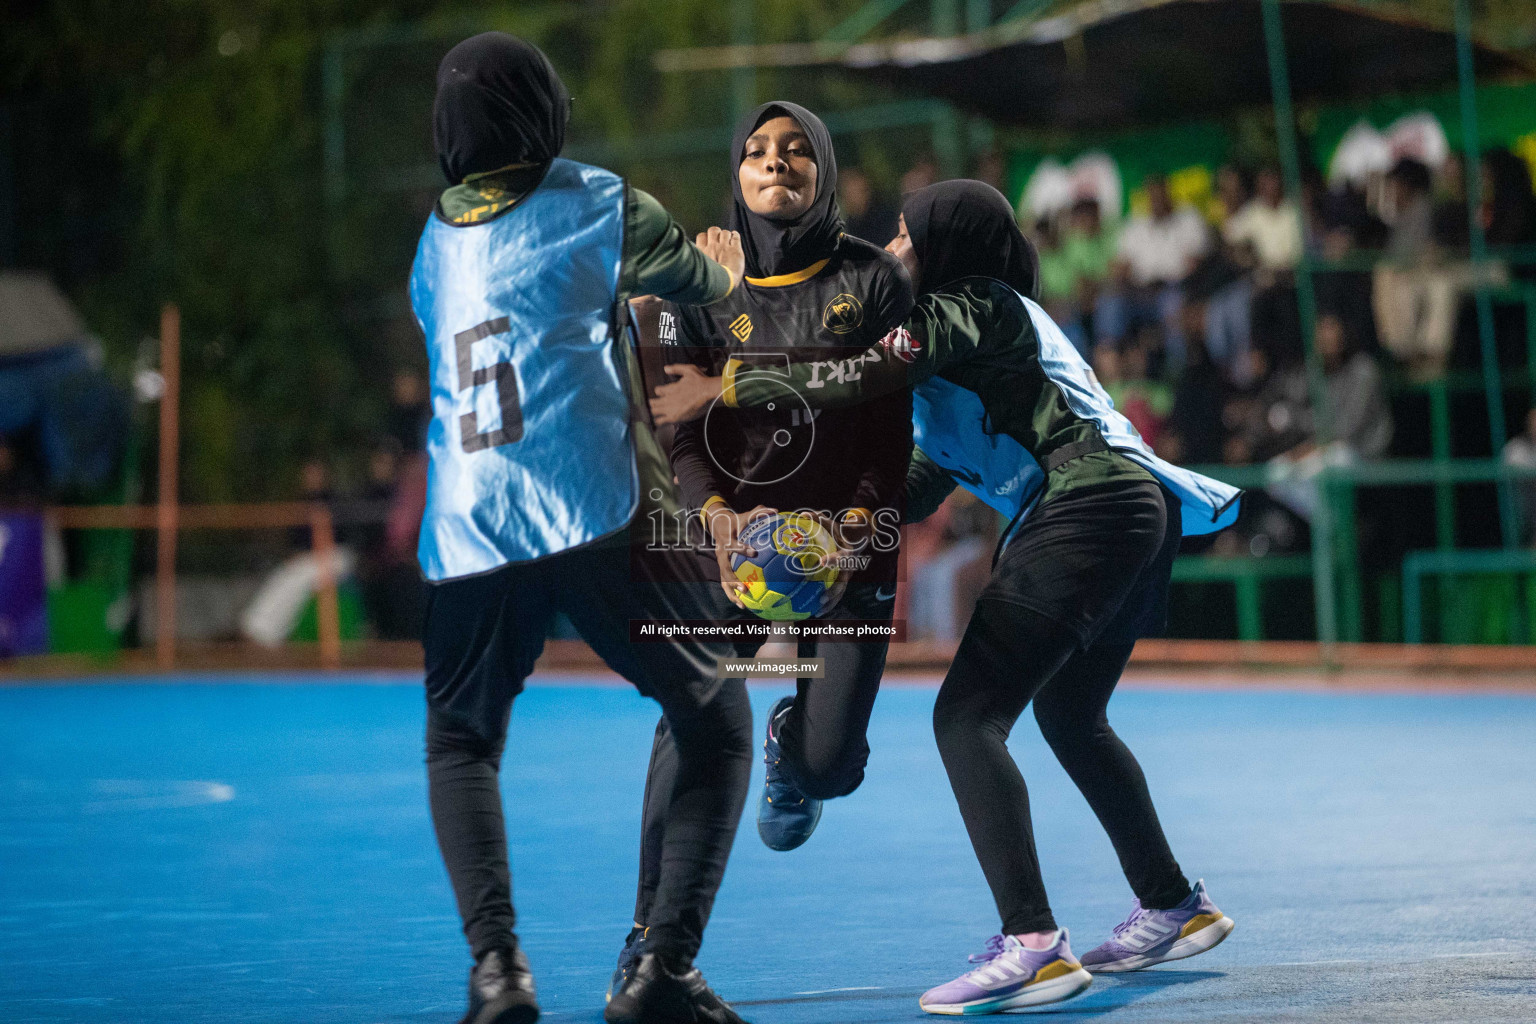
<box><xmin>718</xmin><ymin>276</ymin><xmax>1154</xmax><ymax>521</ymax></box>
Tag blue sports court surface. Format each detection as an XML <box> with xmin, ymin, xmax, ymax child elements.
<box><xmin>2</xmin><ymin>675</ymin><xmax>1534</xmax><ymax>1023</ymax></box>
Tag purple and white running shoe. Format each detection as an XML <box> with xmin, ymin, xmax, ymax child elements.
<box><xmin>1080</xmin><ymin>879</ymin><xmax>1235</xmax><ymax>974</ymax></box>
<box><xmin>919</xmin><ymin>929</ymin><xmax>1091</xmax><ymax>1015</ymax></box>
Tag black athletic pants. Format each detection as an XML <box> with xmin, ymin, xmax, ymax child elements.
<box><xmin>631</xmin><ymin>580</ymin><xmax>893</xmax><ymax>927</ymax></box>
<box><xmin>423</xmin><ymin>543</ymin><xmax>753</xmax><ymax>965</ymax></box>
<box><xmin>932</xmin><ymin>479</ymin><xmax>1191</xmax><ymax>935</ymax></box>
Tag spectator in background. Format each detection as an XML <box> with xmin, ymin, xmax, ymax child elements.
<box><xmin>1484</xmin><ymin>148</ymin><xmax>1536</xmax><ymax>256</ymax></box>
<box><xmin>0</xmin><ymin>272</ymin><xmax>128</xmax><ymax>500</ymax></box>
<box><xmin>1265</xmin><ymin>311</ymin><xmax>1393</xmax><ymax>521</ymax></box>
<box><xmin>840</xmin><ymin>167</ymin><xmax>899</xmax><ymax>245</ymax></box>
<box><xmin>1212</xmin><ymin>163</ymin><xmax>1252</xmax><ymax>226</ymax></box>
<box><xmin>1035</xmin><ymin>216</ymin><xmax>1074</xmax><ymax>317</ymax></box>
<box><xmin>1312</xmin><ymin>185</ymin><xmax>1381</xmax><ymax>361</ymax></box>
<box><xmin>1431</xmin><ymin>153</ymin><xmax>1470</xmax><ymax>252</ymax></box>
<box><xmin>1096</xmin><ymin>174</ymin><xmax>1210</xmax><ymax>370</ymax></box>
<box><xmin>1502</xmin><ymin>406</ymin><xmax>1536</xmax><ymax>545</ymax></box>
<box><xmin>1315</xmin><ymin>311</ymin><xmax>1393</xmax><ymax>460</ymax></box>
<box><xmin>359</xmin><ymin>440</ymin><xmax>427</xmax><ymax>640</ymax></box>
<box><xmin>1159</xmin><ymin>308</ymin><xmax>1228</xmax><ymax>465</ymax></box>
<box><xmin>387</xmin><ymin>369</ymin><xmax>431</xmax><ymax>452</ymax></box>
<box><xmin>1384</xmin><ymin>158</ymin><xmax>1436</xmax><ymax>263</ymax></box>
<box><xmin>1371</xmin><ymin>157</ymin><xmax>1488</xmax><ymax>376</ymax></box>
<box><xmin>901</xmin><ymin>155</ymin><xmax>939</xmax><ymax>195</ymax></box>
<box><xmin>1034</xmin><ymin>199</ymin><xmax>1117</xmax><ymax>357</ymax></box>
<box><xmin>1207</xmin><ymin>167</ymin><xmax>1303</xmax><ymax>387</ymax></box>
<box><xmin>1097</xmin><ymin>328</ymin><xmax>1172</xmax><ymax>448</ymax></box>
<box><xmin>972</xmin><ymin>148</ymin><xmax>1006</xmax><ymax>192</ymax></box>
<box><xmin>1225</xmin><ymin>167</ymin><xmax>1303</xmax><ymax>276</ymax></box>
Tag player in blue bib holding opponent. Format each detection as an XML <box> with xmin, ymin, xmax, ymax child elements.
<box><xmin>652</xmin><ymin>181</ymin><xmax>1240</xmax><ymax>1013</ymax></box>
<box><xmin>413</xmin><ymin>34</ymin><xmax>755</xmax><ymax>1024</ymax></box>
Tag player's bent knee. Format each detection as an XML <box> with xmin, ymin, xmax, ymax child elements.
<box><xmin>1032</xmin><ymin>703</ymin><xmax>1108</xmax><ymax>752</ymax></box>
<box><xmin>789</xmin><ymin>748</ymin><xmax>868</xmax><ymax>800</ymax></box>
<box><xmin>425</xmin><ymin>705</ymin><xmax>506</xmax><ymax>761</ymax></box>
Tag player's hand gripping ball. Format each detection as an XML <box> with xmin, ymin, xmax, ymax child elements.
<box><xmin>729</xmin><ymin>512</ymin><xmax>841</xmax><ymax>621</ymax></box>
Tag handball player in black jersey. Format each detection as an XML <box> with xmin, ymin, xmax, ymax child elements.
<box><xmin>612</xmin><ymin>101</ymin><xmax>914</xmax><ymax>995</ymax></box>
<box><xmin>652</xmin><ymin>181</ymin><xmax>1240</xmax><ymax>1013</ymax></box>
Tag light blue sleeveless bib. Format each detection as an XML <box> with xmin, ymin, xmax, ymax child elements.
<box><xmin>913</xmin><ymin>293</ymin><xmax>1240</xmax><ymax>538</ymax></box>
<box><xmin>409</xmin><ymin>158</ymin><xmax>637</xmax><ymax>581</ymax></box>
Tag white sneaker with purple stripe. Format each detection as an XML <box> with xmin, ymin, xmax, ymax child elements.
<box><xmin>1080</xmin><ymin>879</ymin><xmax>1235</xmax><ymax>974</ymax></box>
<box><xmin>919</xmin><ymin>929</ymin><xmax>1092</xmax><ymax>1015</ymax></box>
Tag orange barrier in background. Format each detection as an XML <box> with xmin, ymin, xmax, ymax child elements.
<box><xmin>46</xmin><ymin>503</ymin><xmax>344</xmax><ymax>669</ymax></box>
<box><xmin>40</xmin><ymin>305</ymin><xmax>343</xmax><ymax>668</ymax></box>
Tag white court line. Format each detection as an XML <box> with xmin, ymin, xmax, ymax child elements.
<box><xmin>1273</xmin><ymin>951</ymin><xmax>1520</xmax><ymax>967</ymax></box>
<box><xmin>83</xmin><ymin>780</ymin><xmax>235</xmax><ymax>813</ymax></box>
<box><xmin>793</xmin><ymin>985</ymin><xmax>886</xmax><ymax>995</ymax></box>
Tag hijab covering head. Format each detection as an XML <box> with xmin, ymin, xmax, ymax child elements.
<box><xmin>729</xmin><ymin>101</ymin><xmax>844</xmax><ymax>278</ymax></box>
<box><xmin>903</xmin><ymin>180</ymin><xmax>1040</xmax><ymax>300</ymax></box>
<box><xmin>433</xmin><ymin>33</ymin><xmax>571</xmax><ymax>185</ymax></box>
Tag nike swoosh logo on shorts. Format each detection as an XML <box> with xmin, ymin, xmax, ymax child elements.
<box><xmin>874</xmin><ymin>586</ymin><xmax>897</xmax><ymax>602</ymax></box>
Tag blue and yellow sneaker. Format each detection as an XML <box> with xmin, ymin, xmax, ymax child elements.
<box><xmin>606</xmin><ymin>926</ymin><xmax>646</xmax><ymax>1004</ymax></box>
<box><xmin>756</xmin><ymin>696</ymin><xmax>822</xmax><ymax>851</ymax></box>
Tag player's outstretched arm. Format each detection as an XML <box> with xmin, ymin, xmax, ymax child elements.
<box><xmin>622</xmin><ymin>190</ymin><xmax>743</xmax><ymax>306</ymax></box>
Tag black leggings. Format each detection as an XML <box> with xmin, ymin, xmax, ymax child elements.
<box><xmin>631</xmin><ymin>584</ymin><xmax>892</xmax><ymax>927</ymax></box>
<box><xmin>422</xmin><ymin>545</ymin><xmax>754</xmax><ymax>966</ymax></box>
<box><xmin>933</xmin><ymin>600</ymin><xmax>1190</xmax><ymax>935</ymax></box>
<box><xmin>427</xmin><ymin>681</ymin><xmax>753</xmax><ymax>963</ymax></box>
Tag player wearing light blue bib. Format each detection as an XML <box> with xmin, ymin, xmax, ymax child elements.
<box><xmin>652</xmin><ymin>181</ymin><xmax>1239</xmax><ymax>1014</ymax></box>
<box><xmin>414</xmin><ymin>33</ymin><xmax>753</xmax><ymax>1024</ymax></box>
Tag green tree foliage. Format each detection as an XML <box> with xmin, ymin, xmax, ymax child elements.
<box><xmin>2</xmin><ymin>0</ymin><xmax>872</xmax><ymax>500</ymax></box>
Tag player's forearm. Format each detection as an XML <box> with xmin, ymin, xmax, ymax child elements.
<box><xmin>721</xmin><ymin>286</ymin><xmax>992</xmax><ymax>412</ymax></box>
<box><xmin>622</xmin><ymin>188</ymin><xmax>735</xmax><ymax>306</ymax></box>
<box><xmin>721</xmin><ymin>333</ymin><xmax>922</xmax><ymax>411</ymax></box>
<box><xmin>670</xmin><ymin>419</ymin><xmax>731</xmax><ymax>515</ymax></box>
<box><xmin>904</xmin><ymin>446</ymin><xmax>958</xmax><ymax>524</ymax></box>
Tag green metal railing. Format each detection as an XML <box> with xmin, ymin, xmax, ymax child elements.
<box><xmin>1402</xmin><ymin>548</ymin><xmax>1536</xmax><ymax>643</ymax></box>
<box><xmin>1179</xmin><ymin>459</ymin><xmax>1536</xmax><ymax>645</ymax></box>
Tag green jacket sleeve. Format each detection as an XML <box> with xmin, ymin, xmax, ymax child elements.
<box><xmin>904</xmin><ymin>446</ymin><xmax>959</xmax><ymax>524</ymax></box>
<box><xmin>721</xmin><ymin>279</ymin><xmax>994</xmax><ymax>410</ymax></box>
<box><xmin>621</xmin><ymin>187</ymin><xmax>734</xmax><ymax>305</ymax></box>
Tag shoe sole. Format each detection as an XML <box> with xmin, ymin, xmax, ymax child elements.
<box><xmin>757</xmin><ymin>796</ymin><xmax>823</xmax><ymax>851</ymax></box>
<box><xmin>919</xmin><ymin>967</ymin><xmax>1092</xmax><ymax>1014</ymax></box>
<box><xmin>1085</xmin><ymin>915</ymin><xmax>1236</xmax><ymax>974</ymax></box>
<box><xmin>466</xmin><ymin>997</ymin><xmax>540</xmax><ymax>1024</ymax></box>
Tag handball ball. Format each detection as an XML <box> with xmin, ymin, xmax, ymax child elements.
<box><xmin>729</xmin><ymin>512</ymin><xmax>840</xmax><ymax>621</ymax></box>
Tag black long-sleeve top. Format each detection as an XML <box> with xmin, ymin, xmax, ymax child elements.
<box><xmin>664</xmin><ymin>234</ymin><xmax>914</xmax><ymax>575</ymax></box>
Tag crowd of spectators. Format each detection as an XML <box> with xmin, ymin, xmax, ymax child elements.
<box><xmin>849</xmin><ymin>148</ymin><xmax>1536</xmax><ymax>638</ymax></box>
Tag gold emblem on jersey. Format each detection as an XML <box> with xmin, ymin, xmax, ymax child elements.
<box><xmin>822</xmin><ymin>293</ymin><xmax>864</xmax><ymax>334</ymax></box>
<box><xmin>729</xmin><ymin>313</ymin><xmax>754</xmax><ymax>342</ymax></box>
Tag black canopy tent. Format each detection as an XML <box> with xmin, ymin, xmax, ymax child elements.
<box><xmin>835</xmin><ymin>0</ymin><xmax>1528</xmax><ymax>131</ymax></box>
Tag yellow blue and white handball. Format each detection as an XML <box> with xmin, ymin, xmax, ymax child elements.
<box><xmin>729</xmin><ymin>512</ymin><xmax>840</xmax><ymax>621</ymax></box>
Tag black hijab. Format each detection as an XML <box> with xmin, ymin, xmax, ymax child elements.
<box><xmin>433</xmin><ymin>33</ymin><xmax>571</xmax><ymax>185</ymax></box>
<box><xmin>903</xmin><ymin>180</ymin><xmax>1040</xmax><ymax>300</ymax></box>
<box><xmin>729</xmin><ymin>102</ymin><xmax>844</xmax><ymax>279</ymax></box>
